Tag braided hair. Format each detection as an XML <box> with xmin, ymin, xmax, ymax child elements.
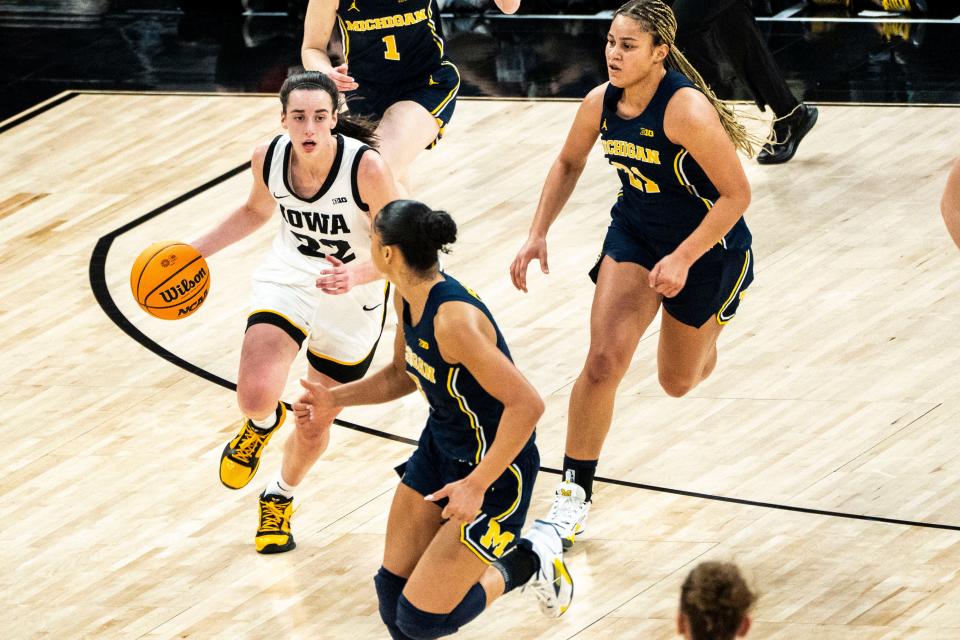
<box><xmin>614</xmin><ymin>0</ymin><xmax>768</xmax><ymax>157</ymax></box>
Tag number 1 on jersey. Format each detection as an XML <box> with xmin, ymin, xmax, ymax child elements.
<box><xmin>382</xmin><ymin>35</ymin><xmax>400</xmax><ymax>61</ymax></box>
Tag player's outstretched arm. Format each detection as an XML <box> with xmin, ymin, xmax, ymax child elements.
<box><xmin>510</xmin><ymin>83</ymin><xmax>605</xmax><ymax>292</ymax></box>
<box><xmin>426</xmin><ymin>302</ymin><xmax>543</xmax><ymax>522</ymax></box>
<box><xmin>190</xmin><ymin>144</ymin><xmax>277</xmax><ymax>259</ymax></box>
<box><xmin>294</xmin><ymin>295</ymin><xmax>416</xmax><ymax>425</ymax></box>
<box><xmin>650</xmin><ymin>88</ymin><xmax>752</xmax><ymax>298</ymax></box>
<box><xmin>941</xmin><ymin>158</ymin><xmax>960</xmax><ymax>249</ymax></box>
<box><xmin>302</xmin><ymin>0</ymin><xmax>358</xmax><ymax>91</ymax></box>
<box><xmin>494</xmin><ymin>0</ymin><xmax>522</xmax><ymax>14</ymax></box>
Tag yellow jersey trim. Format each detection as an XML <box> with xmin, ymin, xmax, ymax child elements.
<box><xmin>460</xmin><ymin>522</ymin><xmax>493</xmax><ymax>565</ymax></box>
<box><xmin>338</xmin><ymin>16</ymin><xmax>350</xmax><ymax>62</ymax></box>
<box><xmin>427</xmin><ymin>2</ymin><xmax>444</xmax><ymax>56</ymax></box>
<box><xmin>446</xmin><ymin>367</ymin><xmax>486</xmax><ymax>464</ymax></box>
<box><xmin>673</xmin><ymin>149</ymin><xmax>714</xmax><ymax>213</ymax></box>
<box><xmin>716</xmin><ymin>249</ymin><xmax>751</xmax><ymax>326</ymax></box>
<box><xmin>248</xmin><ymin>309</ymin><xmax>308</xmax><ymax>338</ymax></box>
<box><xmin>492</xmin><ymin>464</ymin><xmax>522</xmax><ymax>521</ymax></box>
<box><xmin>430</xmin><ymin>61</ymin><xmax>460</xmax><ymax>117</ymax></box>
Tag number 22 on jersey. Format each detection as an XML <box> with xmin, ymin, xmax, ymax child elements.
<box><xmin>382</xmin><ymin>35</ymin><xmax>400</xmax><ymax>60</ymax></box>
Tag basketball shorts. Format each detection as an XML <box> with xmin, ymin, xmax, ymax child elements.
<box><xmin>589</xmin><ymin>217</ymin><xmax>754</xmax><ymax>328</ymax></box>
<box><xmin>397</xmin><ymin>428</ymin><xmax>539</xmax><ymax>564</ymax></box>
<box><xmin>247</xmin><ymin>251</ymin><xmax>390</xmax><ymax>383</ymax></box>
<box><xmin>347</xmin><ymin>60</ymin><xmax>460</xmax><ymax>148</ymax></box>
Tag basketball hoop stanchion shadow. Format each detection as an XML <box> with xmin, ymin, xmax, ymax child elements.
<box><xmin>89</xmin><ymin>164</ymin><xmax>960</xmax><ymax>533</ymax></box>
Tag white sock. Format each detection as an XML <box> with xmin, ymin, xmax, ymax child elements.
<box><xmin>250</xmin><ymin>406</ymin><xmax>280</xmax><ymax>431</ymax></box>
<box><xmin>265</xmin><ymin>473</ymin><xmax>297</xmax><ymax>499</ymax></box>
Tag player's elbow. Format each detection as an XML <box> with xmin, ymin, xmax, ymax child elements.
<box><xmin>557</xmin><ymin>156</ymin><xmax>587</xmax><ymax>179</ymax></box>
<box><xmin>720</xmin><ymin>184</ymin><xmax>751</xmax><ymax>216</ymax></box>
<box><xmin>243</xmin><ymin>204</ymin><xmax>274</xmax><ymax>227</ymax></box>
<box><xmin>527</xmin><ymin>393</ymin><xmax>545</xmax><ymax>421</ymax></box>
<box><xmin>733</xmin><ymin>181</ymin><xmax>752</xmax><ymax>210</ymax></box>
<box><xmin>518</xmin><ymin>390</ymin><xmax>545</xmax><ymax>427</ymax></box>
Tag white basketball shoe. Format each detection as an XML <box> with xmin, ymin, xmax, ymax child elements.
<box><xmin>522</xmin><ymin>520</ymin><xmax>574</xmax><ymax>618</ymax></box>
<box><xmin>544</xmin><ymin>480</ymin><xmax>590</xmax><ymax>549</ymax></box>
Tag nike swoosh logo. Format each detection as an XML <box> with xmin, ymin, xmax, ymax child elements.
<box><xmin>363</xmin><ymin>303</ymin><xmax>382</xmax><ymax>311</ymax></box>
<box><xmin>272</xmin><ymin>192</ymin><xmax>289</xmax><ymax>199</ymax></box>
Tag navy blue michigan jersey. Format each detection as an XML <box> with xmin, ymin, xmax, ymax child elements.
<box><xmin>600</xmin><ymin>69</ymin><xmax>751</xmax><ymax>252</ymax></box>
<box><xmin>402</xmin><ymin>274</ymin><xmax>535</xmax><ymax>465</ymax></box>
<box><xmin>337</xmin><ymin>0</ymin><xmax>446</xmax><ymax>84</ymax></box>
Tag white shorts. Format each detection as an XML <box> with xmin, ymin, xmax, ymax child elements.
<box><xmin>248</xmin><ymin>251</ymin><xmax>389</xmax><ymax>382</ymax></box>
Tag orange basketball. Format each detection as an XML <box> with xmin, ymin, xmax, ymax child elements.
<box><xmin>130</xmin><ymin>241</ymin><xmax>210</xmax><ymax>320</ymax></box>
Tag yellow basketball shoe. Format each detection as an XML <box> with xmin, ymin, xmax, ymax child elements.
<box><xmin>256</xmin><ymin>491</ymin><xmax>296</xmax><ymax>554</ymax></box>
<box><xmin>219</xmin><ymin>403</ymin><xmax>285</xmax><ymax>490</ymax></box>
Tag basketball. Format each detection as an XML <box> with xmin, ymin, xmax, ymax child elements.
<box><xmin>130</xmin><ymin>241</ymin><xmax>210</xmax><ymax>320</ymax></box>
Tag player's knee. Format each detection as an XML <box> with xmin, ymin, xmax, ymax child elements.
<box><xmin>583</xmin><ymin>348</ymin><xmax>630</xmax><ymax>386</ymax></box>
<box><xmin>395</xmin><ymin>596</ymin><xmax>453</xmax><ymax>640</ymax></box>
<box><xmin>294</xmin><ymin>414</ymin><xmax>331</xmax><ymax>444</ymax></box>
<box><xmin>659</xmin><ymin>370</ymin><xmax>698</xmax><ymax>398</ymax></box>
<box><xmin>236</xmin><ymin>385</ymin><xmax>279</xmax><ymax>421</ymax></box>
<box><xmin>374</xmin><ymin>567</ymin><xmax>407</xmax><ymax>629</ymax></box>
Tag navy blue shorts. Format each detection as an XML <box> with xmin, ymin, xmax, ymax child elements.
<box><xmin>347</xmin><ymin>61</ymin><xmax>460</xmax><ymax>148</ymax></box>
<box><xmin>589</xmin><ymin>217</ymin><xmax>754</xmax><ymax>328</ymax></box>
<box><xmin>397</xmin><ymin>428</ymin><xmax>539</xmax><ymax>564</ymax></box>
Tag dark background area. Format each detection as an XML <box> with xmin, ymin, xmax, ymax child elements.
<box><xmin>2</xmin><ymin>0</ymin><xmax>959</xmax><ymax>121</ymax></box>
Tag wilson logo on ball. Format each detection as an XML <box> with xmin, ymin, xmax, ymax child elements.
<box><xmin>130</xmin><ymin>241</ymin><xmax>211</xmax><ymax>320</ymax></box>
<box><xmin>158</xmin><ymin>267</ymin><xmax>207</xmax><ymax>303</ymax></box>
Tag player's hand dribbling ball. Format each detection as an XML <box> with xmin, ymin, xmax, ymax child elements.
<box><xmin>130</xmin><ymin>241</ymin><xmax>210</xmax><ymax>320</ymax></box>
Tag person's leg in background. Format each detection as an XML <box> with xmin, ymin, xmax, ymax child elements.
<box><xmin>672</xmin><ymin>0</ymin><xmax>818</xmax><ymax>164</ymax></box>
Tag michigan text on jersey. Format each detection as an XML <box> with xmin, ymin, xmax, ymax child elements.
<box><xmin>405</xmin><ymin>345</ymin><xmax>436</xmax><ymax>384</ymax></box>
<box><xmin>601</xmin><ymin>139</ymin><xmax>661</xmax><ymax>165</ymax></box>
<box><xmin>344</xmin><ymin>9</ymin><xmax>428</xmax><ymax>32</ymax></box>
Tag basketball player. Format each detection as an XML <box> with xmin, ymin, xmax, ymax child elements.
<box><xmin>191</xmin><ymin>70</ymin><xmax>398</xmax><ymax>553</ymax></box>
<box><xmin>300</xmin><ymin>0</ymin><xmax>520</xmax><ymax>195</ymax></box>
<box><xmin>677</xmin><ymin>562</ymin><xmax>755</xmax><ymax>640</ymax></box>
<box><xmin>295</xmin><ymin>200</ymin><xmax>573</xmax><ymax>638</ymax></box>
<box><xmin>510</xmin><ymin>0</ymin><xmax>756</xmax><ymax>547</ymax></box>
<box><xmin>941</xmin><ymin>157</ymin><xmax>960</xmax><ymax>248</ymax></box>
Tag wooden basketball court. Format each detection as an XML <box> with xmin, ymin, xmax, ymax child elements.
<box><xmin>2</xmin><ymin>92</ymin><xmax>960</xmax><ymax>638</ymax></box>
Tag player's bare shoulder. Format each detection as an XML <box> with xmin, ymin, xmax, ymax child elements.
<box><xmin>357</xmin><ymin>147</ymin><xmax>392</xmax><ymax>185</ymax></box>
<box><xmin>250</xmin><ymin>141</ymin><xmax>273</xmax><ymax>182</ymax></box>
<box><xmin>581</xmin><ymin>83</ymin><xmax>609</xmax><ymax>118</ymax></box>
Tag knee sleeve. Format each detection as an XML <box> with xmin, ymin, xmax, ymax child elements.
<box><xmin>395</xmin><ymin>584</ymin><xmax>486</xmax><ymax>640</ymax></box>
<box><xmin>374</xmin><ymin>567</ymin><xmax>411</xmax><ymax>640</ymax></box>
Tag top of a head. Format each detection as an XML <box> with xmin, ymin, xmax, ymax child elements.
<box><xmin>615</xmin><ymin>0</ymin><xmax>676</xmax><ymax>45</ymax></box>
<box><xmin>375</xmin><ymin>200</ymin><xmax>457</xmax><ymax>273</ymax></box>
<box><xmin>279</xmin><ymin>71</ymin><xmax>339</xmax><ymax>112</ymax></box>
<box><xmin>680</xmin><ymin>562</ymin><xmax>756</xmax><ymax>640</ymax></box>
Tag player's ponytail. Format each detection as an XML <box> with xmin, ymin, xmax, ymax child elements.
<box><xmin>279</xmin><ymin>71</ymin><xmax>379</xmax><ymax>147</ymax></box>
<box><xmin>615</xmin><ymin>0</ymin><xmax>768</xmax><ymax>157</ymax></box>
<box><xmin>375</xmin><ymin>200</ymin><xmax>457</xmax><ymax>274</ymax></box>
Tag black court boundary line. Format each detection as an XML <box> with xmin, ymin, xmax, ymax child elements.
<box><xmin>0</xmin><ymin>91</ymin><xmax>78</xmax><ymax>135</ymax></box>
<box><xmin>88</xmin><ymin>166</ymin><xmax>960</xmax><ymax>534</ymax></box>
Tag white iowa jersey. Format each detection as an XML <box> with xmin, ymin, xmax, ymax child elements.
<box><xmin>263</xmin><ymin>133</ymin><xmax>372</xmax><ymax>274</ymax></box>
